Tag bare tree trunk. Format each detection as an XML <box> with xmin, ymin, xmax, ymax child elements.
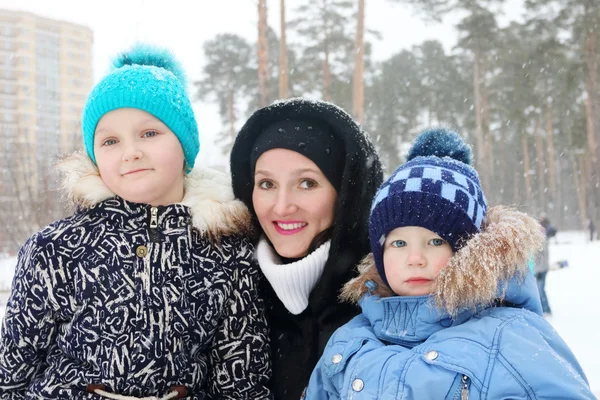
<box><xmin>486</xmin><ymin>134</ymin><xmax>494</xmax><ymax>200</ymax></box>
<box><xmin>584</xmin><ymin>92</ymin><xmax>597</xmax><ymax>165</ymax></box>
<box><xmin>278</xmin><ymin>0</ymin><xmax>289</xmax><ymax>99</ymax></box>
<box><xmin>258</xmin><ymin>0</ymin><xmax>270</xmax><ymax>107</ymax></box>
<box><xmin>534</xmin><ymin>115</ymin><xmax>546</xmax><ymax>212</ymax></box>
<box><xmin>521</xmin><ymin>134</ymin><xmax>533</xmax><ymax>210</ymax></box>
<box><xmin>513</xmin><ymin>170</ymin><xmax>520</xmax><ymax>207</ymax></box>
<box><xmin>545</xmin><ymin>99</ymin><xmax>557</xmax><ymax>205</ymax></box>
<box><xmin>555</xmin><ymin>154</ymin><xmax>564</xmax><ymax>227</ymax></box>
<box><xmin>0</xmin><ymin>137</ymin><xmax>65</xmax><ymax>253</ymax></box>
<box><xmin>322</xmin><ymin>0</ymin><xmax>331</xmax><ymax>101</ymax></box>
<box><xmin>472</xmin><ymin>49</ymin><xmax>489</xmax><ymax>191</ymax></box>
<box><xmin>584</xmin><ymin>89</ymin><xmax>599</xmax><ymax>222</ymax></box>
<box><xmin>323</xmin><ymin>51</ymin><xmax>331</xmax><ymax>101</ymax></box>
<box><xmin>227</xmin><ymin>85</ymin><xmax>236</xmax><ymax>141</ymax></box>
<box><xmin>2</xmin><ymin>147</ymin><xmax>35</xmax><ymax>248</ymax></box>
<box><xmin>572</xmin><ymin>152</ymin><xmax>588</xmax><ymax>224</ymax></box>
<box><xmin>499</xmin><ymin>127</ymin><xmax>507</xmax><ymax>203</ymax></box>
<box><xmin>481</xmin><ymin>56</ymin><xmax>492</xmax><ymax>194</ymax></box>
<box><xmin>352</xmin><ymin>0</ymin><xmax>365</xmax><ymax>125</ymax></box>
<box><xmin>584</xmin><ymin>29</ymin><xmax>599</xmax><ymax>164</ymax></box>
<box><xmin>584</xmin><ymin>28</ymin><xmax>599</xmax><ymax>223</ymax></box>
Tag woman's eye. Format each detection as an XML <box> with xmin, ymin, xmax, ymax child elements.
<box><xmin>430</xmin><ymin>238</ymin><xmax>445</xmax><ymax>246</ymax></box>
<box><xmin>102</xmin><ymin>139</ymin><xmax>117</xmax><ymax>146</ymax></box>
<box><xmin>391</xmin><ymin>240</ymin><xmax>406</xmax><ymax>248</ymax></box>
<box><xmin>143</xmin><ymin>130</ymin><xmax>159</xmax><ymax>138</ymax></box>
<box><xmin>258</xmin><ymin>180</ymin><xmax>274</xmax><ymax>189</ymax></box>
<box><xmin>299</xmin><ymin>179</ymin><xmax>317</xmax><ymax>189</ymax></box>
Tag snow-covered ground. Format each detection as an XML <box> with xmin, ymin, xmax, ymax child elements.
<box><xmin>544</xmin><ymin>231</ymin><xmax>600</xmax><ymax>397</ymax></box>
<box><xmin>0</xmin><ymin>231</ymin><xmax>599</xmax><ymax>396</ymax></box>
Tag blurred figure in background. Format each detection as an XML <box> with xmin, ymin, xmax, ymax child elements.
<box><xmin>535</xmin><ymin>214</ymin><xmax>556</xmax><ymax>317</ymax></box>
<box><xmin>585</xmin><ymin>218</ymin><xmax>596</xmax><ymax>242</ymax></box>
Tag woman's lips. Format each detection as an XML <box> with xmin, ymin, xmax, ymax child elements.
<box><xmin>273</xmin><ymin>221</ymin><xmax>308</xmax><ymax>235</ymax></box>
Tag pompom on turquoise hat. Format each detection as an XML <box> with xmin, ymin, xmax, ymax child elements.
<box><xmin>82</xmin><ymin>43</ymin><xmax>199</xmax><ymax>172</ymax></box>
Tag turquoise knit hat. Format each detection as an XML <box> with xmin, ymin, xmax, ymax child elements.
<box><xmin>82</xmin><ymin>43</ymin><xmax>199</xmax><ymax>172</ymax></box>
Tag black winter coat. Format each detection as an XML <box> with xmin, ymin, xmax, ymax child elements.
<box><xmin>231</xmin><ymin>98</ymin><xmax>384</xmax><ymax>399</ymax></box>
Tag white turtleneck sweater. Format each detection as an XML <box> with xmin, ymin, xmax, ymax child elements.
<box><xmin>255</xmin><ymin>237</ymin><xmax>331</xmax><ymax>315</ymax></box>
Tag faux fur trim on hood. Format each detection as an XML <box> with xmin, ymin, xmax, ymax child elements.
<box><xmin>56</xmin><ymin>152</ymin><xmax>253</xmax><ymax>241</ymax></box>
<box><xmin>340</xmin><ymin>206</ymin><xmax>545</xmax><ymax>316</ymax></box>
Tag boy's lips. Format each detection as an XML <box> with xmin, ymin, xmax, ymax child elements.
<box><xmin>405</xmin><ymin>278</ymin><xmax>432</xmax><ymax>284</ymax></box>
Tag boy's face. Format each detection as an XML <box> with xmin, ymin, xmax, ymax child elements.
<box><xmin>383</xmin><ymin>226</ymin><xmax>453</xmax><ymax>296</ymax></box>
<box><xmin>94</xmin><ymin>108</ymin><xmax>185</xmax><ymax>206</ymax></box>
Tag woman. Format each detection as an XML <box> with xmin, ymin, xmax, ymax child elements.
<box><xmin>230</xmin><ymin>98</ymin><xmax>383</xmax><ymax>399</ymax></box>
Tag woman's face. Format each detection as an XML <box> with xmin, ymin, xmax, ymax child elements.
<box><xmin>252</xmin><ymin>148</ymin><xmax>337</xmax><ymax>259</ymax></box>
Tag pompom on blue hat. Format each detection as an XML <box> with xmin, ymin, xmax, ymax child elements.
<box><xmin>369</xmin><ymin>128</ymin><xmax>488</xmax><ymax>287</ymax></box>
<box><xmin>82</xmin><ymin>43</ymin><xmax>199</xmax><ymax>172</ymax></box>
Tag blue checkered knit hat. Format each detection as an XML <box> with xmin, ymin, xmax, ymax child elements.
<box><xmin>82</xmin><ymin>43</ymin><xmax>199</xmax><ymax>172</ymax></box>
<box><xmin>369</xmin><ymin>128</ymin><xmax>488</xmax><ymax>287</ymax></box>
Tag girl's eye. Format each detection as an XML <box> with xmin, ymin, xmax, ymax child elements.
<box><xmin>143</xmin><ymin>130</ymin><xmax>159</xmax><ymax>138</ymax></box>
<box><xmin>391</xmin><ymin>240</ymin><xmax>406</xmax><ymax>248</ymax></box>
<box><xmin>299</xmin><ymin>179</ymin><xmax>317</xmax><ymax>189</ymax></box>
<box><xmin>102</xmin><ymin>138</ymin><xmax>118</xmax><ymax>146</ymax></box>
<box><xmin>429</xmin><ymin>238</ymin><xmax>445</xmax><ymax>246</ymax></box>
<box><xmin>257</xmin><ymin>180</ymin><xmax>275</xmax><ymax>190</ymax></box>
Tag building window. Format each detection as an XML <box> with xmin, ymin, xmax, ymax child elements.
<box><xmin>3</xmin><ymin>83</ymin><xmax>15</xmax><ymax>94</ymax></box>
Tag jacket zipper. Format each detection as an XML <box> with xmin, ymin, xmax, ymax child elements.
<box><xmin>461</xmin><ymin>375</ymin><xmax>469</xmax><ymax>400</ymax></box>
<box><xmin>149</xmin><ymin>206</ymin><xmax>161</xmax><ymax>243</ymax></box>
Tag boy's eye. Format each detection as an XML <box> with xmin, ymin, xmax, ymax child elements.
<box><xmin>102</xmin><ymin>138</ymin><xmax>118</xmax><ymax>146</ymax></box>
<box><xmin>429</xmin><ymin>238</ymin><xmax>445</xmax><ymax>246</ymax></box>
<box><xmin>257</xmin><ymin>180</ymin><xmax>275</xmax><ymax>190</ymax></box>
<box><xmin>391</xmin><ymin>240</ymin><xmax>406</xmax><ymax>248</ymax></box>
<box><xmin>143</xmin><ymin>130</ymin><xmax>159</xmax><ymax>138</ymax></box>
<box><xmin>299</xmin><ymin>179</ymin><xmax>317</xmax><ymax>189</ymax></box>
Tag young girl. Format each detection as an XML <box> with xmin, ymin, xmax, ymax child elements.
<box><xmin>230</xmin><ymin>98</ymin><xmax>383</xmax><ymax>399</ymax></box>
<box><xmin>0</xmin><ymin>44</ymin><xmax>270</xmax><ymax>399</ymax></box>
<box><xmin>306</xmin><ymin>128</ymin><xmax>594</xmax><ymax>399</ymax></box>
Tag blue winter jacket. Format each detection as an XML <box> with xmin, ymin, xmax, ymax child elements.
<box><xmin>306</xmin><ymin>207</ymin><xmax>594</xmax><ymax>399</ymax></box>
<box><xmin>0</xmin><ymin>153</ymin><xmax>271</xmax><ymax>399</ymax></box>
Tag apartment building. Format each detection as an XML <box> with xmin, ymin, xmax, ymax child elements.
<box><xmin>0</xmin><ymin>9</ymin><xmax>93</xmax><ymax>253</ymax></box>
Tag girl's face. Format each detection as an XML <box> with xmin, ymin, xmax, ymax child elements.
<box><xmin>94</xmin><ymin>108</ymin><xmax>185</xmax><ymax>206</ymax></box>
<box><xmin>383</xmin><ymin>226</ymin><xmax>453</xmax><ymax>297</ymax></box>
<box><xmin>252</xmin><ymin>148</ymin><xmax>337</xmax><ymax>259</ymax></box>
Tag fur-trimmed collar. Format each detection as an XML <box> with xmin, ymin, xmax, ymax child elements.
<box><xmin>57</xmin><ymin>152</ymin><xmax>253</xmax><ymax>241</ymax></box>
<box><xmin>340</xmin><ymin>206</ymin><xmax>545</xmax><ymax>316</ymax></box>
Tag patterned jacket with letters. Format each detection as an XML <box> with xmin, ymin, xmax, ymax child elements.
<box><xmin>0</xmin><ymin>153</ymin><xmax>271</xmax><ymax>399</ymax></box>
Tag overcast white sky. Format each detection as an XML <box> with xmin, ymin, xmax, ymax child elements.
<box><xmin>0</xmin><ymin>0</ymin><xmax>523</xmax><ymax>167</ymax></box>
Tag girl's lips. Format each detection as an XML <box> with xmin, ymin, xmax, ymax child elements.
<box><xmin>123</xmin><ymin>169</ymin><xmax>150</xmax><ymax>176</ymax></box>
<box><xmin>273</xmin><ymin>221</ymin><xmax>307</xmax><ymax>236</ymax></box>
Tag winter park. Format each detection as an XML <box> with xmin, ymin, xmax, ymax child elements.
<box><xmin>0</xmin><ymin>0</ymin><xmax>599</xmax><ymax>398</ymax></box>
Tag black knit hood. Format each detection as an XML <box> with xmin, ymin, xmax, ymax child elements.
<box><xmin>230</xmin><ymin>98</ymin><xmax>383</xmax><ymax>313</ymax></box>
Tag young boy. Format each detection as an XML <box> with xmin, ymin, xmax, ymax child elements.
<box><xmin>0</xmin><ymin>44</ymin><xmax>271</xmax><ymax>399</ymax></box>
<box><xmin>305</xmin><ymin>128</ymin><xmax>594</xmax><ymax>399</ymax></box>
